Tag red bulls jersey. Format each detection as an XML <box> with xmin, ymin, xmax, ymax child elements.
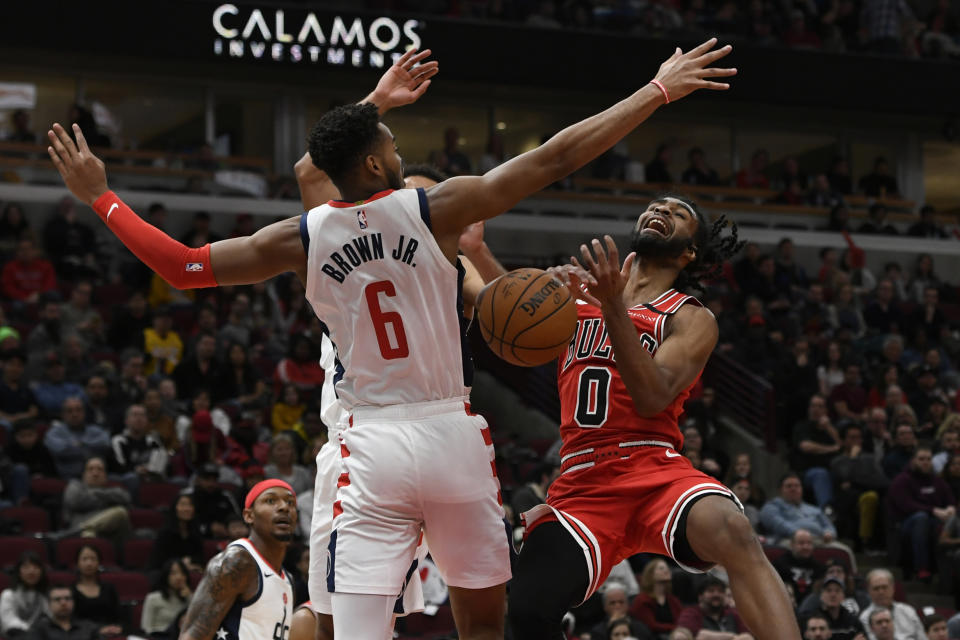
<box><xmin>557</xmin><ymin>288</ymin><xmax>703</xmax><ymax>456</ymax></box>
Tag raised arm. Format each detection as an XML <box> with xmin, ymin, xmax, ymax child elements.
<box><xmin>426</xmin><ymin>39</ymin><xmax>736</xmax><ymax>237</ymax></box>
<box><xmin>48</xmin><ymin>123</ymin><xmax>306</xmax><ymax>288</ymax></box>
<box><xmin>179</xmin><ymin>546</ymin><xmax>258</xmax><ymax>640</ymax></box>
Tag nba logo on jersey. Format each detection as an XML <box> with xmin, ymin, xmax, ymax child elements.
<box><xmin>357</xmin><ymin>210</ymin><xmax>368</xmax><ymax>229</ymax></box>
<box><xmin>185</xmin><ymin>263</ymin><xmax>203</xmax><ymax>271</ymax></box>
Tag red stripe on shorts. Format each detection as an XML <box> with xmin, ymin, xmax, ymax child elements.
<box><xmin>337</xmin><ymin>473</ymin><xmax>350</xmax><ymax>488</ymax></box>
<box><xmin>480</xmin><ymin>427</ymin><xmax>493</xmax><ymax>446</ymax></box>
<box><xmin>340</xmin><ymin>443</ymin><xmax>350</xmax><ymax>457</ymax></box>
<box><xmin>559</xmin><ymin>512</ymin><xmax>601</xmax><ymax>597</ymax></box>
<box><xmin>332</xmin><ymin>500</ymin><xmax>343</xmax><ymax>518</ymax></box>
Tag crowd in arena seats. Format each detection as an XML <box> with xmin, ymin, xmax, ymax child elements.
<box><xmin>1</xmin><ymin>183</ymin><xmax>960</xmax><ymax>639</ymax></box>
<box><xmin>363</xmin><ymin>0</ymin><xmax>960</xmax><ymax>59</ymax></box>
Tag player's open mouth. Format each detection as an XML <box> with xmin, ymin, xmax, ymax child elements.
<box><xmin>274</xmin><ymin>518</ymin><xmax>291</xmax><ymax>527</ymax></box>
<box><xmin>643</xmin><ymin>216</ymin><xmax>671</xmax><ymax>236</ymax></box>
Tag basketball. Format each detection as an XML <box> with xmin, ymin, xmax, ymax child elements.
<box><xmin>475</xmin><ymin>268</ymin><xmax>578</xmax><ymax>367</ymax></box>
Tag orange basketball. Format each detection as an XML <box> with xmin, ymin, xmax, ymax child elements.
<box><xmin>475</xmin><ymin>268</ymin><xmax>577</xmax><ymax>367</ymax></box>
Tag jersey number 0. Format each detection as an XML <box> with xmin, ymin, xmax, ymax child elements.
<box><xmin>574</xmin><ymin>367</ymin><xmax>611</xmax><ymax>428</ymax></box>
<box><xmin>364</xmin><ymin>280</ymin><xmax>410</xmax><ymax>360</ymax></box>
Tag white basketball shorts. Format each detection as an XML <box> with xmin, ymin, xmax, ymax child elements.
<box><xmin>327</xmin><ymin>398</ymin><xmax>511</xmax><ymax>596</ymax></box>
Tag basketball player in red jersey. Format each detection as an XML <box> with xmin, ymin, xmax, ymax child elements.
<box><xmin>508</xmin><ymin>196</ymin><xmax>800</xmax><ymax>639</ymax></box>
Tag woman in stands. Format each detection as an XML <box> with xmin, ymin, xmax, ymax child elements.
<box><xmin>71</xmin><ymin>544</ymin><xmax>122</xmax><ymax>636</ymax></box>
<box><xmin>212</xmin><ymin>341</ymin><xmax>267</xmax><ymax>413</ymax></box>
<box><xmin>151</xmin><ymin>493</ymin><xmax>204</xmax><ymax>573</ymax></box>
<box><xmin>0</xmin><ymin>551</ymin><xmax>49</xmax><ymax>636</ymax></box>
<box><xmin>827</xmin><ymin>283</ymin><xmax>865</xmax><ymax>340</ymax></box>
<box><xmin>141</xmin><ymin>558</ymin><xmax>193</xmax><ymax>636</ymax></box>
<box><xmin>606</xmin><ymin>618</ymin><xmax>635</xmax><ymax>640</ymax></box>
<box><xmin>629</xmin><ymin>558</ymin><xmax>683</xmax><ymax>637</ymax></box>
<box><xmin>817</xmin><ymin>340</ymin><xmax>846</xmax><ymax>396</ymax></box>
<box><xmin>264</xmin><ymin>432</ymin><xmax>312</xmax><ymax>495</ymax></box>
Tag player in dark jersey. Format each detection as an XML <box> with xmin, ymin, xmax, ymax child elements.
<box><xmin>179</xmin><ymin>479</ymin><xmax>297</xmax><ymax>640</ymax></box>
<box><xmin>508</xmin><ymin>196</ymin><xmax>800</xmax><ymax>640</ymax></box>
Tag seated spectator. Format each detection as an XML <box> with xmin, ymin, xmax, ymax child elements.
<box><xmin>907</xmin><ymin>205</ymin><xmax>947</xmax><ymax>239</ymax></box>
<box><xmin>858</xmin><ymin>568</ymin><xmax>925</xmax><ymax>640</ymax></box>
<box><xmin>828</xmin><ymin>363</ymin><xmax>868</xmax><ymax>424</ymax></box>
<box><xmin>7</xmin><ymin>418</ymin><xmax>57</xmax><ymax>478</ymax></box>
<box><xmin>43</xmin><ymin>197</ymin><xmax>99</xmax><ymax>282</ymax></box>
<box><xmin>939</xmin><ymin>509</ymin><xmax>960</xmax><ymax>610</ymax></box>
<box><xmin>44</xmin><ymin>396</ymin><xmax>110</xmax><ymax>479</ymax></box>
<box><xmin>144</xmin><ymin>387</ymin><xmax>178</xmax><ymax>452</ymax></box>
<box><xmin>736</xmin><ymin>149</ymin><xmax>770</xmax><ymax>189</ymax></box>
<box><xmin>143</xmin><ymin>307</ymin><xmax>183</xmax><ymax>377</ymax></box>
<box><xmin>60</xmin><ymin>456</ymin><xmax>131</xmax><ymax>541</ymax></box>
<box><xmin>675</xmin><ymin>576</ymin><xmax>751</xmax><ymax>638</ymax></box>
<box><xmin>173</xmin><ymin>332</ymin><xmax>220</xmax><ymax>401</ymax></box>
<box><xmin>184</xmin><ymin>462</ymin><xmax>240</xmax><ymax>538</ymax></box>
<box><xmin>888</xmin><ymin>446</ymin><xmax>956</xmax><ymax>581</ymax></box>
<box><xmin>71</xmin><ymin>544</ymin><xmax>122</xmax><ymax>637</ymax></box>
<box><xmin>59</xmin><ymin>281</ymin><xmax>102</xmax><ymax>346</ymax></box>
<box><xmin>943</xmin><ymin>453</ymin><xmax>960</xmax><ymax>508</ymax></box>
<box><xmin>179</xmin><ymin>211</ymin><xmax>222</xmax><ymax>248</ymax></box>
<box><xmin>865</xmin><ymin>607</ymin><xmax>894</xmax><ymax>640</ymax></box>
<box><xmin>826</xmin><ymin>156</ymin><xmax>853</xmax><ymax>195</ymax></box>
<box><xmin>151</xmin><ymin>493</ymin><xmax>204</xmax><ymax>572</ymax></box>
<box><xmin>827</xmin><ymin>284</ymin><xmax>865</xmax><ymax>340</ymax></box>
<box><xmin>106</xmin><ymin>290</ymin><xmax>152</xmax><ymax>352</ymax></box>
<box><xmin>213</xmin><ymin>342</ymin><xmax>267</xmax><ymax>411</ymax></box>
<box><xmin>1</xmin><ymin>237</ymin><xmax>56</xmax><ymax>303</ymax></box>
<box><xmin>798</xmin><ymin>558</ymin><xmax>870</xmax><ymax>618</ymax></box>
<box><xmin>681</xmin><ymin>147</ymin><xmax>719</xmax><ymax>186</ymax></box>
<box><xmin>0</xmin><ymin>551</ymin><xmax>50</xmax><ymax>636</ymax></box>
<box><xmin>802</xmin><ymin>576</ymin><xmax>867</xmax><ymax>640</ymax></box>
<box><xmin>908</xmin><ymin>365</ymin><xmax>947</xmax><ymax>431</ymax></box>
<box><xmin>923</xmin><ymin>614</ymin><xmax>948</xmax><ymax>640</ymax></box>
<box><xmin>109</xmin><ymin>403</ymin><xmax>168</xmax><ymax>488</ymax></box>
<box><xmin>428</xmin><ymin>127</ymin><xmax>472</xmax><ymax>176</ymax></box>
<box><xmin>141</xmin><ymin>559</ymin><xmax>192</xmax><ymax>635</ymax></box>
<box><xmin>604</xmin><ymin>617</ymin><xmax>642</xmax><ymax>640</ymax></box>
<box><xmin>808</xmin><ymin>174</ymin><xmax>842</xmax><ymax>208</ymax></box>
<box><xmin>0</xmin><ymin>350</ymin><xmax>39</xmax><ymax>431</ymax></box>
<box><xmin>858</xmin><ymin>204</ymin><xmax>899</xmax><ymax>236</ymax></box>
<box><xmin>60</xmin><ymin>334</ymin><xmax>94</xmax><ymax>385</ymax></box>
<box><xmin>858</xmin><ymin>157</ymin><xmax>900</xmax><ymax>198</ymax></box>
<box><xmin>818</xmin><ymin>343</ymin><xmax>846</xmax><ymax>397</ymax></box>
<box><xmin>27</xmin><ymin>585</ymin><xmax>99</xmax><ymax>640</ymax></box>
<box><xmin>681</xmin><ymin>425</ymin><xmax>725</xmax><ymax>478</ymax></box>
<box><xmin>271</xmin><ymin>384</ymin><xmax>305</xmax><ymax>436</ymax></box>
<box><xmin>881</xmin><ymin>423</ymin><xmax>917</xmax><ymax>479</ymax></box>
<box><xmin>265</xmin><ymin>433</ymin><xmax>312</xmax><ymax>495</ymax></box>
<box><xmin>760</xmin><ymin>472</ymin><xmax>837</xmax><ymax>543</ymax></box>
<box><xmin>0</xmin><ymin>202</ymin><xmax>30</xmax><ymax>257</ymax></box>
<box><xmin>218</xmin><ymin>293</ymin><xmax>253</xmax><ymax>349</ymax></box>
<box><xmin>116</xmin><ymin>348</ymin><xmax>148</xmax><ymax>406</ymax></box>
<box><xmin>588</xmin><ymin>581</ymin><xmax>653</xmax><ymax>640</ymax></box>
<box><xmin>31</xmin><ymin>352</ymin><xmax>84</xmax><ymax>419</ymax></box>
<box><xmin>644</xmin><ymin>144</ymin><xmax>672</xmax><ymax>184</ymax></box>
<box><xmin>730</xmin><ymin>476</ymin><xmax>762</xmax><ymax>530</ymax></box>
<box><xmin>83</xmin><ymin>374</ymin><xmax>122</xmax><ymax>434</ymax></box>
<box><xmin>802</xmin><ymin>613</ymin><xmax>834</xmax><ymax>640</ymax></box>
<box><xmin>274</xmin><ymin>336</ymin><xmax>325</xmax><ymax>395</ymax></box>
<box><xmin>863</xmin><ymin>281</ymin><xmax>902</xmax><ymax>336</ymax></box>
<box><xmin>774</xmin><ymin>529</ymin><xmax>826</xmax><ymax>602</ymax></box>
<box><xmin>932</xmin><ymin>425</ymin><xmax>959</xmax><ymax>473</ymax></box>
<box><xmin>830</xmin><ymin>424</ymin><xmax>889</xmax><ymax>549</ymax></box>
<box><xmin>629</xmin><ymin>558</ymin><xmax>683</xmax><ymax>635</ymax></box>
<box><xmin>792</xmin><ymin>394</ymin><xmax>841</xmax><ymax>509</ymax></box>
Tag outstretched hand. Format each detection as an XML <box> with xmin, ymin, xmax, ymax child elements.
<box><xmin>547</xmin><ymin>263</ymin><xmax>600</xmax><ymax>307</ymax></box>
<box><xmin>653</xmin><ymin>37</ymin><xmax>737</xmax><ymax>102</ymax></box>
<box><xmin>369</xmin><ymin>48</ymin><xmax>439</xmax><ymax>113</ymax></box>
<box><xmin>573</xmin><ymin>235</ymin><xmax>635</xmax><ymax>307</ymax></box>
<box><xmin>458</xmin><ymin>221</ymin><xmax>486</xmax><ymax>254</ymax></box>
<box><xmin>47</xmin><ymin>123</ymin><xmax>109</xmax><ymax>207</ymax></box>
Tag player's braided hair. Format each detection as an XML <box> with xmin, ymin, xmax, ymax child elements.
<box><xmin>307</xmin><ymin>103</ymin><xmax>382</xmax><ymax>184</ymax></box>
<box><xmin>663</xmin><ymin>193</ymin><xmax>744</xmax><ymax>292</ymax></box>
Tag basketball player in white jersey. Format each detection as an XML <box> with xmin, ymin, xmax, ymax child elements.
<box><xmin>178</xmin><ymin>480</ymin><xmax>297</xmax><ymax>640</ymax></box>
<box><xmin>48</xmin><ymin>38</ymin><xmax>735</xmax><ymax>639</ymax></box>
<box><xmin>293</xmin><ymin>160</ymin><xmax>504</xmax><ymax>640</ymax></box>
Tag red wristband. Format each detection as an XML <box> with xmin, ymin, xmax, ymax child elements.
<box><xmin>92</xmin><ymin>191</ymin><xmax>218</xmax><ymax>289</ymax></box>
<box><xmin>650</xmin><ymin>79</ymin><xmax>670</xmax><ymax>104</ymax></box>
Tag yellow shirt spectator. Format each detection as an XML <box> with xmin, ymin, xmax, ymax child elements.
<box><xmin>143</xmin><ymin>313</ymin><xmax>183</xmax><ymax>376</ymax></box>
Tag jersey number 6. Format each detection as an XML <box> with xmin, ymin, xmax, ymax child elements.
<box><xmin>365</xmin><ymin>280</ymin><xmax>410</xmax><ymax>360</ymax></box>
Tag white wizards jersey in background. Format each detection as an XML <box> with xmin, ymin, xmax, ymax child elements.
<box><xmin>301</xmin><ymin>188</ymin><xmax>472</xmax><ymax>410</ymax></box>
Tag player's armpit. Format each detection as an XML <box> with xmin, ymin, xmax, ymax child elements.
<box><xmin>460</xmin><ymin>256</ymin><xmax>484</xmax><ymax>317</ymax></box>
<box><xmin>210</xmin><ymin>216</ymin><xmax>308</xmax><ymax>286</ymax></box>
<box><xmin>179</xmin><ymin>547</ymin><xmax>257</xmax><ymax>640</ymax></box>
<box><xmin>652</xmin><ymin>305</ymin><xmax>719</xmax><ymax>400</ymax></box>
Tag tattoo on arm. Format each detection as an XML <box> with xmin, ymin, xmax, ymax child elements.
<box><xmin>179</xmin><ymin>547</ymin><xmax>256</xmax><ymax>640</ymax></box>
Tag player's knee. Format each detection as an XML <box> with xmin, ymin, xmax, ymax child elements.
<box><xmin>715</xmin><ymin>511</ymin><xmax>761</xmax><ymax>561</ymax></box>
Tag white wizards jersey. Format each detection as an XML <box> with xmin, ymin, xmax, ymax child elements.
<box><xmin>218</xmin><ymin>538</ymin><xmax>293</xmax><ymax>640</ymax></box>
<box><xmin>301</xmin><ymin>188</ymin><xmax>472</xmax><ymax>410</ymax></box>
<box><xmin>318</xmin><ymin>332</ymin><xmax>347</xmax><ymax>438</ymax></box>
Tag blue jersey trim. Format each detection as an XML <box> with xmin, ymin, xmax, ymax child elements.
<box><xmin>393</xmin><ymin>555</ymin><xmax>420</xmax><ymax>615</ymax></box>
<box><xmin>326</xmin><ymin>529</ymin><xmax>338</xmax><ymax>593</ymax></box>
<box><xmin>456</xmin><ymin>258</ymin><xmax>474</xmax><ymax>387</ymax></box>
<box><xmin>221</xmin><ymin>600</ymin><xmax>243</xmax><ymax>640</ymax></box>
<box><xmin>299</xmin><ymin>212</ymin><xmax>310</xmax><ymax>253</ymax></box>
<box><xmin>416</xmin><ymin>187</ymin><xmax>431</xmax><ymax>231</ymax></box>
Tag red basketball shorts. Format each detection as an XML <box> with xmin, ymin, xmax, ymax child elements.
<box><xmin>521</xmin><ymin>440</ymin><xmax>741</xmax><ymax>602</ymax></box>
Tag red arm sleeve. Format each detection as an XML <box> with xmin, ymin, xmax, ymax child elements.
<box><xmin>92</xmin><ymin>191</ymin><xmax>218</xmax><ymax>290</ymax></box>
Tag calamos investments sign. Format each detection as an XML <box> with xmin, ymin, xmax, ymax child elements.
<box><xmin>212</xmin><ymin>4</ymin><xmax>424</xmax><ymax>68</ymax></box>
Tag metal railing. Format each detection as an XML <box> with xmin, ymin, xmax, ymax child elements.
<box><xmin>704</xmin><ymin>351</ymin><xmax>777</xmax><ymax>453</ymax></box>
